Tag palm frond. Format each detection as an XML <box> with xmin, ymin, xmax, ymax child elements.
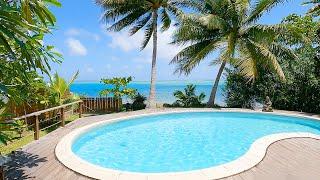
<box><xmin>171</xmin><ymin>39</ymin><xmax>222</xmax><ymax>75</ymax></box>
<box><xmin>235</xmin><ymin>0</ymin><xmax>250</xmax><ymax>18</ymax></box>
<box><xmin>141</xmin><ymin>20</ymin><xmax>154</xmax><ymax>50</ymax></box>
<box><xmin>248</xmin><ymin>40</ymin><xmax>286</xmax><ymax>81</ymax></box>
<box><xmin>241</xmin><ymin>24</ymin><xmax>285</xmax><ymax>42</ymax></box>
<box><xmin>107</xmin><ymin>10</ymin><xmax>148</xmax><ymax>32</ymax></box>
<box><xmin>199</xmin><ymin>14</ymin><xmax>228</xmax><ymax>30</ymax></box>
<box><xmin>246</xmin><ymin>0</ymin><xmax>288</xmax><ymax>24</ymax></box>
<box><xmin>303</xmin><ymin>0</ymin><xmax>320</xmax><ymax>16</ymax></box>
<box><xmin>129</xmin><ymin>13</ymin><xmax>152</xmax><ymax>35</ymax></box>
<box><xmin>160</xmin><ymin>8</ymin><xmax>171</xmax><ymax>32</ymax></box>
<box><xmin>236</xmin><ymin>43</ymin><xmax>258</xmax><ymax>81</ymax></box>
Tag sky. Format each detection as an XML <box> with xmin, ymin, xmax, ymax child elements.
<box><xmin>44</xmin><ymin>0</ymin><xmax>311</xmax><ymax>82</ymax></box>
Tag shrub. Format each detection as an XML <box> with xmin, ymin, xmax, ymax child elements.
<box><xmin>165</xmin><ymin>84</ymin><xmax>206</xmax><ymax>108</ymax></box>
<box><xmin>131</xmin><ymin>93</ymin><xmax>147</xmax><ymax>110</ymax></box>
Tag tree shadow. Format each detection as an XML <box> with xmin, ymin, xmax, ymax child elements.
<box><xmin>4</xmin><ymin>150</ymin><xmax>47</xmax><ymax>179</ymax></box>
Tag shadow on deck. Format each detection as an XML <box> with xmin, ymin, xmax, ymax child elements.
<box><xmin>5</xmin><ymin>151</ymin><xmax>47</xmax><ymax>179</ymax></box>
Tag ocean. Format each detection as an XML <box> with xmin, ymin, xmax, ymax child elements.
<box><xmin>70</xmin><ymin>81</ymin><xmax>225</xmax><ymax>105</ymax></box>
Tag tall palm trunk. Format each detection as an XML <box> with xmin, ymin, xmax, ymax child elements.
<box><xmin>207</xmin><ymin>60</ymin><xmax>227</xmax><ymax>107</ymax></box>
<box><xmin>147</xmin><ymin>11</ymin><xmax>158</xmax><ymax>108</ymax></box>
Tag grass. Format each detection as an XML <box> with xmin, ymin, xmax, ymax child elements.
<box><xmin>0</xmin><ymin>114</ymin><xmax>79</xmax><ymax>155</ymax></box>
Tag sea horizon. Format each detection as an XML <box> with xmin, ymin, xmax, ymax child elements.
<box><xmin>71</xmin><ymin>80</ymin><xmax>226</xmax><ymax>105</ymax></box>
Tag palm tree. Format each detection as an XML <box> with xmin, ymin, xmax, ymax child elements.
<box><xmin>303</xmin><ymin>0</ymin><xmax>320</xmax><ymax>17</ymax></box>
<box><xmin>96</xmin><ymin>0</ymin><xmax>183</xmax><ymax>108</ymax></box>
<box><xmin>173</xmin><ymin>84</ymin><xmax>205</xmax><ymax>107</ymax></box>
<box><xmin>49</xmin><ymin>71</ymin><xmax>79</xmax><ymax>105</ymax></box>
<box><xmin>171</xmin><ymin>0</ymin><xmax>296</xmax><ymax>107</ymax></box>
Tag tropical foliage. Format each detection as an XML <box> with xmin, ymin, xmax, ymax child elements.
<box><xmin>171</xmin><ymin>84</ymin><xmax>205</xmax><ymax>107</ymax></box>
<box><xmin>0</xmin><ymin>122</ymin><xmax>14</xmax><ymax>145</ymax></box>
<box><xmin>12</xmin><ymin>120</ymin><xmax>27</xmax><ymax>138</ymax></box>
<box><xmin>100</xmin><ymin>77</ymin><xmax>136</xmax><ymax>99</ymax></box>
<box><xmin>95</xmin><ymin>0</ymin><xmax>184</xmax><ymax>108</ymax></box>
<box><xmin>131</xmin><ymin>93</ymin><xmax>147</xmax><ymax>110</ymax></box>
<box><xmin>303</xmin><ymin>0</ymin><xmax>320</xmax><ymax>17</ymax></box>
<box><xmin>225</xmin><ymin>14</ymin><xmax>320</xmax><ymax>113</ymax></box>
<box><xmin>171</xmin><ymin>0</ymin><xmax>297</xmax><ymax>107</ymax></box>
<box><xmin>49</xmin><ymin>71</ymin><xmax>79</xmax><ymax>105</ymax></box>
<box><xmin>0</xmin><ymin>0</ymin><xmax>62</xmax><ymax>111</ymax></box>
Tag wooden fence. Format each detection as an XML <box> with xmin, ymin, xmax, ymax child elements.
<box><xmin>3</xmin><ymin>97</ymin><xmax>122</xmax><ymax>141</ymax></box>
<box><xmin>81</xmin><ymin>97</ymin><xmax>122</xmax><ymax>113</ymax></box>
<box><xmin>9</xmin><ymin>101</ymin><xmax>83</xmax><ymax>140</ymax></box>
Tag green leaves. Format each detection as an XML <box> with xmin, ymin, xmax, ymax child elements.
<box><xmin>97</xmin><ymin>0</ymin><xmax>179</xmax><ymax>49</ymax></box>
<box><xmin>246</xmin><ymin>0</ymin><xmax>287</xmax><ymax>24</ymax></box>
<box><xmin>225</xmin><ymin>44</ymin><xmax>320</xmax><ymax>113</ymax></box>
<box><xmin>100</xmin><ymin>76</ymin><xmax>137</xmax><ymax>99</ymax></box>
<box><xmin>303</xmin><ymin>0</ymin><xmax>320</xmax><ymax>17</ymax></box>
<box><xmin>172</xmin><ymin>0</ymin><xmax>294</xmax><ymax>81</ymax></box>
<box><xmin>49</xmin><ymin>71</ymin><xmax>79</xmax><ymax>105</ymax></box>
<box><xmin>1</xmin><ymin>0</ymin><xmax>62</xmax><ymax>112</ymax></box>
<box><xmin>0</xmin><ymin>0</ymin><xmax>62</xmax><ymax>73</ymax></box>
<box><xmin>173</xmin><ymin>84</ymin><xmax>205</xmax><ymax>107</ymax></box>
<box><xmin>160</xmin><ymin>8</ymin><xmax>171</xmax><ymax>31</ymax></box>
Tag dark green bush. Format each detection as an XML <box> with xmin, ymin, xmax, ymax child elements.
<box><xmin>131</xmin><ymin>93</ymin><xmax>147</xmax><ymax>110</ymax></box>
<box><xmin>164</xmin><ymin>84</ymin><xmax>206</xmax><ymax>108</ymax></box>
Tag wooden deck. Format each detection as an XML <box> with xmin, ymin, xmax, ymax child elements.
<box><xmin>5</xmin><ymin>109</ymin><xmax>320</xmax><ymax>180</ymax></box>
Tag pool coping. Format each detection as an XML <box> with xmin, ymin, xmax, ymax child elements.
<box><xmin>55</xmin><ymin>109</ymin><xmax>320</xmax><ymax>180</ymax></box>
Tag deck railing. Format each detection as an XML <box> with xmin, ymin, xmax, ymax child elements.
<box><xmin>7</xmin><ymin>101</ymin><xmax>83</xmax><ymax>140</ymax></box>
<box><xmin>3</xmin><ymin>97</ymin><xmax>122</xmax><ymax>142</ymax></box>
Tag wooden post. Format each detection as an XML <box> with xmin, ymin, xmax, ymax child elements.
<box><xmin>117</xmin><ymin>98</ymin><xmax>121</xmax><ymax>111</ymax></box>
<box><xmin>0</xmin><ymin>166</ymin><xmax>4</xmax><ymax>180</ymax></box>
<box><xmin>79</xmin><ymin>101</ymin><xmax>83</xmax><ymax>118</ymax></box>
<box><xmin>34</xmin><ymin>115</ymin><xmax>39</xmax><ymax>140</ymax></box>
<box><xmin>60</xmin><ymin>107</ymin><xmax>65</xmax><ymax>127</ymax></box>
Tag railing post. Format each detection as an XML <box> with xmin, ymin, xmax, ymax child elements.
<box><xmin>34</xmin><ymin>115</ymin><xmax>39</xmax><ymax>140</ymax></box>
<box><xmin>60</xmin><ymin>107</ymin><xmax>65</xmax><ymax>127</ymax></box>
<box><xmin>79</xmin><ymin>101</ymin><xmax>83</xmax><ymax>118</ymax></box>
<box><xmin>0</xmin><ymin>165</ymin><xmax>4</xmax><ymax>180</ymax></box>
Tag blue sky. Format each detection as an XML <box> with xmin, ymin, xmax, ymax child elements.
<box><xmin>45</xmin><ymin>0</ymin><xmax>310</xmax><ymax>82</ymax></box>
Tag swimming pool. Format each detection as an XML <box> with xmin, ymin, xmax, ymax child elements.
<box><xmin>71</xmin><ymin>111</ymin><xmax>320</xmax><ymax>172</ymax></box>
<box><xmin>56</xmin><ymin>110</ymin><xmax>320</xmax><ymax>179</ymax></box>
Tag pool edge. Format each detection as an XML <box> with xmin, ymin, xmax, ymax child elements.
<box><xmin>55</xmin><ymin>109</ymin><xmax>320</xmax><ymax>180</ymax></box>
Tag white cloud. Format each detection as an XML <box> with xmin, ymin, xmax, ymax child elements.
<box><xmin>65</xmin><ymin>38</ymin><xmax>87</xmax><ymax>56</ymax></box>
<box><xmin>65</xmin><ymin>28</ymin><xmax>81</xmax><ymax>36</ymax></box>
<box><xmin>105</xmin><ymin>26</ymin><xmax>183</xmax><ymax>62</ymax></box>
<box><xmin>65</xmin><ymin>28</ymin><xmax>100</xmax><ymax>41</ymax></box>
<box><xmin>107</xmin><ymin>31</ymin><xmax>142</xmax><ymax>52</ymax></box>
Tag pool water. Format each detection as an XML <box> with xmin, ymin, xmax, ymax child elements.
<box><xmin>72</xmin><ymin>112</ymin><xmax>320</xmax><ymax>173</ymax></box>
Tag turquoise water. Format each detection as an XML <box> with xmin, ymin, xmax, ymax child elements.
<box><xmin>72</xmin><ymin>112</ymin><xmax>320</xmax><ymax>173</ymax></box>
<box><xmin>70</xmin><ymin>81</ymin><xmax>225</xmax><ymax>105</ymax></box>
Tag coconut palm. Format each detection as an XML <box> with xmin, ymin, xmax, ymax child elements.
<box><xmin>303</xmin><ymin>0</ymin><xmax>320</xmax><ymax>17</ymax></box>
<box><xmin>171</xmin><ymin>0</ymin><xmax>297</xmax><ymax>107</ymax></box>
<box><xmin>95</xmin><ymin>0</ymin><xmax>183</xmax><ymax>108</ymax></box>
<box><xmin>173</xmin><ymin>84</ymin><xmax>205</xmax><ymax>107</ymax></box>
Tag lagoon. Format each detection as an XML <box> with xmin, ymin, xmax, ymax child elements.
<box><xmin>70</xmin><ymin>81</ymin><xmax>225</xmax><ymax>105</ymax></box>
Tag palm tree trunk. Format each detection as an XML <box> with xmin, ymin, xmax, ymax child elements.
<box><xmin>207</xmin><ymin>60</ymin><xmax>227</xmax><ymax>107</ymax></box>
<box><xmin>147</xmin><ymin>11</ymin><xmax>158</xmax><ymax>109</ymax></box>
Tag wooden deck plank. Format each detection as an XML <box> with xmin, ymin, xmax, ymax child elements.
<box><xmin>4</xmin><ymin>109</ymin><xmax>320</xmax><ymax>180</ymax></box>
